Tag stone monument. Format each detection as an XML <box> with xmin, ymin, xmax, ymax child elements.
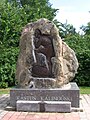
<box><xmin>10</xmin><ymin>18</ymin><xmax>79</xmax><ymax>112</ymax></box>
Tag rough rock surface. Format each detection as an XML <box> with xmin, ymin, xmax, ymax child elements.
<box><xmin>16</xmin><ymin>18</ymin><xmax>78</xmax><ymax>88</ymax></box>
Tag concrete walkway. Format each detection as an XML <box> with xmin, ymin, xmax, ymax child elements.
<box><xmin>0</xmin><ymin>94</ymin><xmax>90</xmax><ymax>120</ymax></box>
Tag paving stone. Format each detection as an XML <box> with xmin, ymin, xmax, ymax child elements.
<box><xmin>1</xmin><ymin>112</ymin><xmax>14</xmax><ymax>120</ymax></box>
<box><xmin>0</xmin><ymin>94</ymin><xmax>90</xmax><ymax>120</ymax></box>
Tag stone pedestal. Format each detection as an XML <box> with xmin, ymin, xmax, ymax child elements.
<box><xmin>10</xmin><ymin>82</ymin><xmax>80</xmax><ymax>112</ymax></box>
<box><xmin>17</xmin><ymin>100</ymin><xmax>71</xmax><ymax>112</ymax></box>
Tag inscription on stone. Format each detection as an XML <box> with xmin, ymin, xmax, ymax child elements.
<box><xmin>16</xmin><ymin>95</ymin><xmax>72</xmax><ymax>101</ymax></box>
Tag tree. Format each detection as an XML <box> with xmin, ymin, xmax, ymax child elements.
<box><xmin>54</xmin><ymin>20</ymin><xmax>77</xmax><ymax>38</ymax></box>
<box><xmin>64</xmin><ymin>33</ymin><xmax>90</xmax><ymax>86</ymax></box>
<box><xmin>0</xmin><ymin>0</ymin><xmax>58</xmax><ymax>47</ymax></box>
<box><xmin>80</xmin><ymin>22</ymin><xmax>90</xmax><ymax>35</ymax></box>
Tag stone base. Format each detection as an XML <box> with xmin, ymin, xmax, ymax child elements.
<box><xmin>28</xmin><ymin>77</ymin><xmax>56</xmax><ymax>88</ymax></box>
<box><xmin>17</xmin><ymin>100</ymin><xmax>71</xmax><ymax>112</ymax></box>
<box><xmin>10</xmin><ymin>82</ymin><xmax>80</xmax><ymax>110</ymax></box>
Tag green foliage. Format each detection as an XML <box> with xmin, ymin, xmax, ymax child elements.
<box><xmin>80</xmin><ymin>22</ymin><xmax>90</xmax><ymax>35</ymax></box>
<box><xmin>0</xmin><ymin>47</ymin><xmax>19</xmax><ymax>87</ymax></box>
<box><xmin>0</xmin><ymin>82</ymin><xmax>8</xmax><ymax>88</ymax></box>
<box><xmin>54</xmin><ymin>20</ymin><xmax>77</xmax><ymax>38</ymax></box>
<box><xmin>56</xmin><ymin>21</ymin><xmax>90</xmax><ymax>86</ymax></box>
<box><xmin>64</xmin><ymin>34</ymin><xmax>90</xmax><ymax>86</ymax></box>
<box><xmin>0</xmin><ymin>2</ymin><xmax>23</xmax><ymax>47</ymax></box>
<box><xmin>0</xmin><ymin>0</ymin><xmax>58</xmax><ymax>47</ymax></box>
<box><xmin>59</xmin><ymin>22</ymin><xmax>76</xmax><ymax>38</ymax></box>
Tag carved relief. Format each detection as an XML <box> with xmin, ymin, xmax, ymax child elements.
<box><xmin>32</xmin><ymin>29</ymin><xmax>55</xmax><ymax>78</ymax></box>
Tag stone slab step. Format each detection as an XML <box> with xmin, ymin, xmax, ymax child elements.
<box><xmin>45</xmin><ymin>101</ymin><xmax>71</xmax><ymax>112</ymax></box>
<box><xmin>16</xmin><ymin>100</ymin><xmax>71</xmax><ymax>112</ymax></box>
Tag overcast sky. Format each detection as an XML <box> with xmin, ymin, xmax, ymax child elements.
<box><xmin>49</xmin><ymin>0</ymin><xmax>90</xmax><ymax>32</ymax></box>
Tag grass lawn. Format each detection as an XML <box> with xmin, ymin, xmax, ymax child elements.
<box><xmin>0</xmin><ymin>87</ymin><xmax>90</xmax><ymax>95</ymax></box>
<box><xmin>0</xmin><ymin>88</ymin><xmax>10</xmax><ymax>95</ymax></box>
<box><xmin>80</xmin><ymin>87</ymin><xmax>90</xmax><ymax>94</ymax></box>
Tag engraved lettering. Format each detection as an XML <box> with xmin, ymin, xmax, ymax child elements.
<box><xmin>16</xmin><ymin>95</ymin><xmax>72</xmax><ymax>102</ymax></box>
<box><xmin>44</xmin><ymin>96</ymin><xmax>51</xmax><ymax>101</ymax></box>
<box><xmin>16</xmin><ymin>95</ymin><xmax>36</xmax><ymax>101</ymax></box>
<box><xmin>16</xmin><ymin>96</ymin><xmax>20</xmax><ymax>100</ymax></box>
<box><xmin>32</xmin><ymin>96</ymin><xmax>36</xmax><ymax>100</ymax></box>
<box><xmin>51</xmin><ymin>96</ymin><xmax>58</xmax><ymax>100</ymax></box>
<box><xmin>58</xmin><ymin>96</ymin><xmax>62</xmax><ymax>100</ymax></box>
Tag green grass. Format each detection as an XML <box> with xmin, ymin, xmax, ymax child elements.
<box><xmin>0</xmin><ymin>88</ymin><xmax>10</xmax><ymax>95</ymax></box>
<box><xmin>80</xmin><ymin>87</ymin><xmax>90</xmax><ymax>94</ymax></box>
<box><xmin>0</xmin><ymin>87</ymin><xmax>90</xmax><ymax>95</ymax></box>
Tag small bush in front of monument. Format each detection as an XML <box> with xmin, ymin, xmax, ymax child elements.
<box><xmin>0</xmin><ymin>82</ymin><xmax>8</xmax><ymax>89</ymax></box>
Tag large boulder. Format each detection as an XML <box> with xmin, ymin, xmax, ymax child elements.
<box><xmin>16</xmin><ymin>18</ymin><xmax>78</xmax><ymax>88</ymax></box>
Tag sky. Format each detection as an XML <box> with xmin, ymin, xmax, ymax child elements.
<box><xmin>49</xmin><ymin>0</ymin><xmax>90</xmax><ymax>32</ymax></box>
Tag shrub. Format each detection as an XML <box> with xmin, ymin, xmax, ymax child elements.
<box><xmin>0</xmin><ymin>47</ymin><xmax>19</xmax><ymax>87</ymax></box>
<box><xmin>0</xmin><ymin>82</ymin><xmax>8</xmax><ymax>88</ymax></box>
<box><xmin>65</xmin><ymin>34</ymin><xmax>90</xmax><ymax>86</ymax></box>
